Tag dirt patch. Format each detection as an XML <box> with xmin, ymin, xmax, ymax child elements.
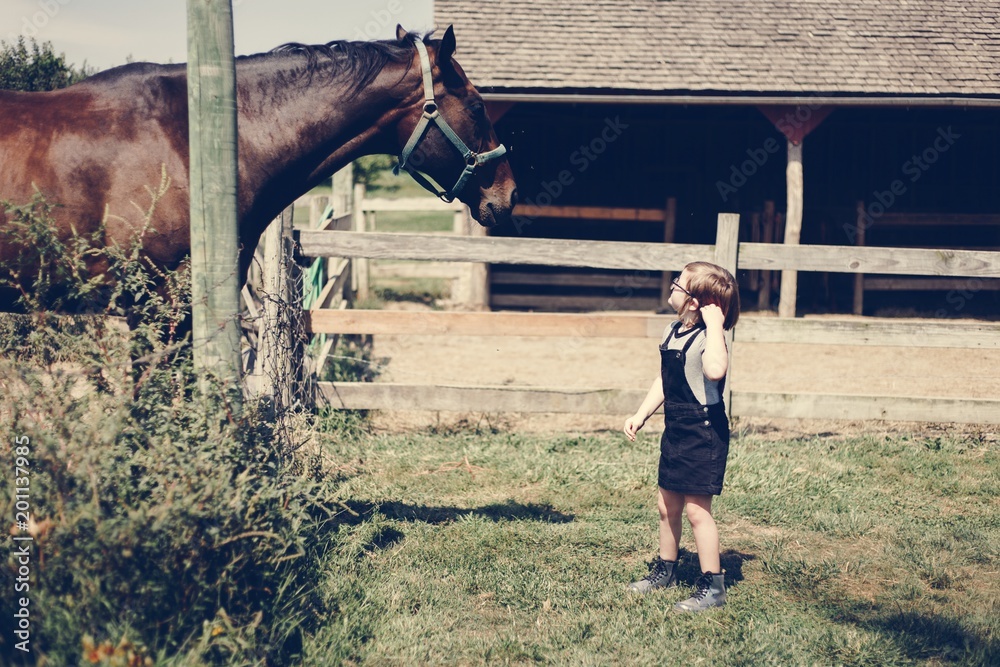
<box><xmin>362</xmin><ymin>300</ymin><xmax>999</xmax><ymax>437</ymax></box>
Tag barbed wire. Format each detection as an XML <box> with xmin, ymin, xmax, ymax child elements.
<box><xmin>238</xmin><ymin>208</ymin><xmax>320</xmax><ymax>446</ymax></box>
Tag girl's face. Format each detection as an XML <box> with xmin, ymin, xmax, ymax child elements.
<box><xmin>668</xmin><ymin>269</ymin><xmax>697</xmax><ymax>314</ymax></box>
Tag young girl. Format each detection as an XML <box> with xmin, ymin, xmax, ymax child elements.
<box><xmin>623</xmin><ymin>261</ymin><xmax>740</xmax><ymax>612</ymax></box>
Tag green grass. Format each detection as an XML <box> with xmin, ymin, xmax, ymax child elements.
<box><xmin>366</xmin><ymin>164</ymin><xmax>436</xmax><ymax>200</ymax></box>
<box><xmin>302</xmin><ymin>426</ymin><xmax>998</xmax><ymax>665</ymax></box>
<box><xmin>373</xmin><ymin>210</ymin><xmax>453</xmax><ymax>234</ymax></box>
<box><xmin>366</xmin><ymin>165</ymin><xmax>454</xmax><ymax>233</ymax></box>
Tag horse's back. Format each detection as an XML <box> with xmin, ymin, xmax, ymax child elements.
<box><xmin>0</xmin><ymin>64</ymin><xmax>193</xmax><ymax>267</ymax></box>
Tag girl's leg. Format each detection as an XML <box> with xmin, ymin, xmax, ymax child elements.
<box><xmin>628</xmin><ymin>487</ymin><xmax>684</xmax><ymax>593</ymax></box>
<box><xmin>658</xmin><ymin>487</ymin><xmax>685</xmax><ymax>561</ymax></box>
<box><xmin>684</xmin><ymin>494</ymin><xmax>721</xmax><ymax>573</ymax></box>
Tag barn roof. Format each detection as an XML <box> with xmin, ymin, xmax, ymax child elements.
<box><xmin>435</xmin><ymin>0</ymin><xmax>1000</xmax><ymax>100</ymax></box>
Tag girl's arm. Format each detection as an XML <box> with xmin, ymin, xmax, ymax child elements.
<box><xmin>700</xmin><ymin>304</ymin><xmax>729</xmax><ymax>381</ymax></box>
<box><xmin>624</xmin><ymin>373</ymin><xmax>664</xmax><ymax>441</ymax></box>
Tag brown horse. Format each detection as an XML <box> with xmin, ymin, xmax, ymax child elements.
<box><xmin>0</xmin><ymin>26</ymin><xmax>516</xmax><ymax>308</ymax></box>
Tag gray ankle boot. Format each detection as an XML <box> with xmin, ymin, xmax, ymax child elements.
<box><xmin>628</xmin><ymin>557</ymin><xmax>678</xmax><ymax>593</ymax></box>
<box><xmin>674</xmin><ymin>572</ymin><xmax>726</xmax><ymax>611</ymax></box>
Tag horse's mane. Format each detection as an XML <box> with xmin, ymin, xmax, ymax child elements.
<box><xmin>252</xmin><ymin>31</ymin><xmax>434</xmax><ymax>93</ymax></box>
<box><xmin>72</xmin><ymin>32</ymin><xmax>435</xmax><ymax>92</ymax></box>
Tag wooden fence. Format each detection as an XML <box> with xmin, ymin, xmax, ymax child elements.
<box><xmin>851</xmin><ymin>204</ymin><xmax>1000</xmax><ymax>314</ymax></box>
<box><xmin>335</xmin><ymin>189</ymin><xmax>683</xmax><ymax>311</ymax></box>
<box><xmin>290</xmin><ymin>213</ymin><xmax>1000</xmax><ymax>425</ymax></box>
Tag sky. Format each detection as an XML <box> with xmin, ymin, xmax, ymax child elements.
<box><xmin>2</xmin><ymin>0</ymin><xmax>435</xmax><ymax>71</ymax></box>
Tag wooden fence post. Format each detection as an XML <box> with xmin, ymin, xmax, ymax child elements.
<box><xmin>853</xmin><ymin>200</ymin><xmax>866</xmax><ymax>315</ymax></box>
<box><xmin>659</xmin><ymin>196</ymin><xmax>678</xmax><ymax>309</ymax></box>
<box><xmin>715</xmin><ymin>213</ymin><xmax>740</xmax><ymax>419</ymax></box>
<box><xmin>352</xmin><ymin>182</ymin><xmax>370</xmax><ymax>300</ymax></box>
<box><xmin>186</xmin><ymin>0</ymin><xmax>242</xmax><ymax>407</ymax></box>
<box><xmin>256</xmin><ymin>206</ymin><xmax>295</xmax><ymax>410</ymax></box>
<box><xmin>454</xmin><ymin>205</ymin><xmax>489</xmax><ymax>309</ymax></box>
<box><xmin>332</xmin><ymin>163</ymin><xmax>353</xmax><ymax>217</ymax></box>
<box><xmin>309</xmin><ymin>195</ymin><xmax>330</xmax><ymax>229</ymax></box>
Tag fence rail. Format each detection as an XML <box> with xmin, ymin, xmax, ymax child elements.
<box><xmin>297</xmin><ymin>230</ymin><xmax>1000</xmax><ymax>278</ymax></box>
<box><xmin>297</xmin><ymin>230</ymin><xmax>708</xmax><ymax>270</ymax></box>
<box><xmin>316</xmin><ymin>383</ymin><xmax>1000</xmax><ymax>425</ymax></box>
<box><xmin>304</xmin><ymin>309</ymin><xmax>1000</xmax><ymax>349</ymax></box>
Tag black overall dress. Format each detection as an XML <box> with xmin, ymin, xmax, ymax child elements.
<box><xmin>657</xmin><ymin>322</ymin><xmax>730</xmax><ymax>496</ymax></box>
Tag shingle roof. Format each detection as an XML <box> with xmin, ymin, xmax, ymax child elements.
<box><xmin>435</xmin><ymin>0</ymin><xmax>1000</xmax><ymax>97</ymax></box>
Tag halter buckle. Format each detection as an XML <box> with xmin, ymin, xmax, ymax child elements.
<box><xmin>395</xmin><ymin>38</ymin><xmax>507</xmax><ymax>202</ymax></box>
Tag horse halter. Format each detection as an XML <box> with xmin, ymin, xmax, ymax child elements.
<box><xmin>393</xmin><ymin>38</ymin><xmax>508</xmax><ymax>203</ymax></box>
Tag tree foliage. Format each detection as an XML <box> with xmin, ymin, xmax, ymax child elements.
<box><xmin>353</xmin><ymin>154</ymin><xmax>399</xmax><ymax>190</ymax></box>
<box><xmin>0</xmin><ymin>36</ymin><xmax>91</xmax><ymax>91</ymax></box>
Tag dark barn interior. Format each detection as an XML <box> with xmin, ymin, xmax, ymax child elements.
<box><xmin>487</xmin><ymin>103</ymin><xmax>1000</xmax><ymax>316</ymax></box>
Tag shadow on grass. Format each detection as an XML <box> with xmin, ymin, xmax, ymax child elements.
<box><xmin>836</xmin><ymin>605</ymin><xmax>997</xmax><ymax>664</ymax></box>
<box><xmin>363</xmin><ymin>526</ymin><xmax>407</xmax><ymax>552</ymax></box>
<box><xmin>340</xmin><ymin>499</ymin><xmax>575</xmax><ymax>526</ymax></box>
<box><xmin>769</xmin><ymin>570</ymin><xmax>998</xmax><ymax>663</ymax></box>
<box><xmin>675</xmin><ymin>548</ymin><xmax>755</xmax><ymax>589</ymax></box>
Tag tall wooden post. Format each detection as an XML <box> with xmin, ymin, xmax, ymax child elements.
<box><xmin>778</xmin><ymin>140</ymin><xmax>803</xmax><ymax>318</ymax></box>
<box><xmin>853</xmin><ymin>200</ymin><xmax>866</xmax><ymax>315</ymax></box>
<box><xmin>715</xmin><ymin>213</ymin><xmax>740</xmax><ymax>418</ymax></box>
<box><xmin>352</xmin><ymin>183</ymin><xmax>370</xmax><ymax>300</ymax></box>
<box><xmin>187</xmin><ymin>0</ymin><xmax>241</xmax><ymax>406</ymax></box>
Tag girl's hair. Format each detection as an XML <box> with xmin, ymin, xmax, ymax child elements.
<box><xmin>677</xmin><ymin>261</ymin><xmax>741</xmax><ymax>330</ymax></box>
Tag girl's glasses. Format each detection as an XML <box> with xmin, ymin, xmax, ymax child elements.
<box><xmin>670</xmin><ymin>279</ymin><xmax>693</xmax><ymax>298</ymax></box>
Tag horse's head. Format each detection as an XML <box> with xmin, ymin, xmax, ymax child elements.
<box><xmin>392</xmin><ymin>26</ymin><xmax>517</xmax><ymax>227</ymax></box>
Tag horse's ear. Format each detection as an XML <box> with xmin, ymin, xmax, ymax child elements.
<box><xmin>396</xmin><ymin>24</ymin><xmax>408</xmax><ymax>42</ymax></box>
<box><xmin>439</xmin><ymin>25</ymin><xmax>456</xmax><ymax>64</ymax></box>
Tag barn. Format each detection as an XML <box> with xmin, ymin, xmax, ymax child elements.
<box><xmin>435</xmin><ymin>0</ymin><xmax>1000</xmax><ymax>316</ymax></box>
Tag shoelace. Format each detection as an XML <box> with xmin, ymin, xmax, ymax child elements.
<box><xmin>690</xmin><ymin>575</ymin><xmax>714</xmax><ymax>600</ymax></box>
<box><xmin>644</xmin><ymin>560</ymin><xmax>670</xmax><ymax>583</ymax></box>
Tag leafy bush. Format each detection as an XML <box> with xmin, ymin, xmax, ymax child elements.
<box><xmin>0</xmin><ymin>195</ymin><xmax>341</xmax><ymax>665</ymax></box>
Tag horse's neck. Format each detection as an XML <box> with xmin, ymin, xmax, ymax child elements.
<box><xmin>235</xmin><ymin>58</ymin><xmax>411</xmax><ymax>224</ymax></box>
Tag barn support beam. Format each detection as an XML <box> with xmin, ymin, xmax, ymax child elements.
<box><xmin>779</xmin><ymin>140</ymin><xmax>804</xmax><ymax>318</ymax></box>
<box><xmin>756</xmin><ymin>105</ymin><xmax>833</xmax><ymax>318</ymax></box>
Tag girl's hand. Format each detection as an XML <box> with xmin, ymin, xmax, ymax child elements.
<box><xmin>624</xmin><ymin>413</ymin><xmax>646</xmax><ymax>441</ymax></box>
<box><xmin>700</xmin><ymin>303</ymin><xmax>725</xmax><ymax>329</ymax></box>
